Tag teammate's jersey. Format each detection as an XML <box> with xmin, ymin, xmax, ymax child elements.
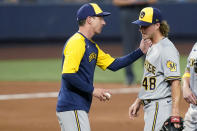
<box><xmin>186</xmin><ymin>42</ymin><xmax>197</xmax><ymax>97</ymax></box>
<box><xmin>139</xmin><ymin>38</ymin><xmax>181</xmax><ymax>100</ymax></box>
<box><xmin>56</xmin><ymin>32</ymin><xmax>115</xmax><ymax>113</ymax></box>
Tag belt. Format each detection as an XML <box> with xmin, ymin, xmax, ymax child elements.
<box><xmin>141</xmin><ymin>96</ymin><xmax>171</xmax><ymax>106</ymax></box>
<box><xmin>141</xmin><ymin>99</ymin><xmax>151</xmax><ymax>105</ymax></box>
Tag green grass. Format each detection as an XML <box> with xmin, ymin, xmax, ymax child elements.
<box><xmin>0</xmin><ymin>59</ymin><xmax>62</xmax><ymax>81</ymax></box>
<box><xmin>0</xmin><ymin>56</ymin><xmax>188</xmax><ymax>83</ymax></box>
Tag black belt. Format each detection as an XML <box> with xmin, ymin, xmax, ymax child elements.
<box><xmin>141</xmin><ymin>96</ymin><xmax>171</xmax><ymax>106</ymax></box>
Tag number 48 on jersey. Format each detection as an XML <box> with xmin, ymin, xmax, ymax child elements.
<box><xmin>142</xmin><ymin>76</ymin><xmax>156</xmax><ymax>91</ymax></box>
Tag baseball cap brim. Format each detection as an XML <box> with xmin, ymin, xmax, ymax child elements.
<box><xmin>132</xmin><ymin>20</ymin><xmax>152</xmax><ymax>26</ymax></box>
<box><xmin>96</xmin><ymin>12</ymin><xmax>111</xmax><ymax>17</ymax></box>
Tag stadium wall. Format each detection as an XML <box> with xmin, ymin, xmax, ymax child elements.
<box><xmin>0</xmin><ymin>3</ymin><xmax>196</xmax><ymax>42</ymax></box>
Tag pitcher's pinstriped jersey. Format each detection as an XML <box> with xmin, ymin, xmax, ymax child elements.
<box><xmin>186</xmin><ymin>42</ymin><xmax>197</xmax><ymax>97</ymax></box>
<box><xmin>138</xmin><ymin>38</ymin><xmax>181</xmax><ymax>100</ymax></box>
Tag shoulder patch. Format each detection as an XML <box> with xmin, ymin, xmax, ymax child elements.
<box><xmin>166</xmin><ymin>60</ymin><xmax>177</xmax><ymax>72</ymax></box>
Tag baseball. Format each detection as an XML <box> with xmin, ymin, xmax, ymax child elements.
<box><xmin>104</xmin><ymin>92</ymin><xmax>111</xmax><ymax>99</ymax></box>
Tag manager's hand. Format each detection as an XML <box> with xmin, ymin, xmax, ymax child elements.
<box><xmin>139</xmin><ymin>39</ymin><xmax>152</xmax><ymax>54</ymax></box>
<box><xmin>93</xmin><ymin>88</ymin><xmax>111</xmax><ymax>101</ymax></box>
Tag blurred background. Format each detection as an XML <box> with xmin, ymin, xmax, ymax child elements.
<box><xmin>0</xmin><ymin>1</ymin><xmax>197</xmax><ymax>131</ymax></box>
<box><xmin>0</xmin><ymin>0</ymin><xmax>197</xmax><ymax>83</ymax></box>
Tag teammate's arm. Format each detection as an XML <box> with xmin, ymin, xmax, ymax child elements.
<box><xmin>182</xmin><ymin>70</ymin><xmax>197</xmax><ymax>105</ymax></box>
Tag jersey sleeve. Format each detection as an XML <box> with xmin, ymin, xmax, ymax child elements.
<box><xmin>95</xmin><ymin>44</ymin><xmax>115</xmax><ymax>70</ymax></box>
<box><xmin>161</xmin><ymin>47</ymin><xmax>181</xmax><ymax>81</ymax></box>
<box><xmin>62</xmin><ymin>36</ymin><xmax>85</xmax><ymax>74</ymax></box>
<box><xmin>186</xmin><ymin>43</ymin><xmax>197</xmax><ymax>71</ymax></box>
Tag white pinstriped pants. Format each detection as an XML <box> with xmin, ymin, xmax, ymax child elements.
<box><xmin>183</xmin><ymin>104</ymin><xmax>197</xmax><ymax>131</ymax></box>
<box><xmin>56</xmin><ymin>110</ymin><xmax>90</xmax><ymax>131</ymax></box>
<box><xmin>143</xmin><ymin>97</ymin><xmax>172</xmax><ymax>131</ymax></box>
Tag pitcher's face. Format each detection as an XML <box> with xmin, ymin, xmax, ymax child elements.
<box><xmin>139</xmin><ymin>23</ymin><xmax>159</xmax><ymax>39</ymax></box>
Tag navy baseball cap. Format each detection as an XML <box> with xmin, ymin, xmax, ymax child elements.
<box><xmin>77</xmin><ymin>3</ymin><xmax>111</xmax><ymax>21</ymax></box>
<box><xmin>132</xmin><ymin>7</ymin><xmax>162</xmax><ymax>26</ymax></box>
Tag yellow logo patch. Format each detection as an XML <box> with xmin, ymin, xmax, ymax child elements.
<box><xmin>89</xmin><ymin>52</ymin><xmax>97</xmax><ymax>62</ymax></box>
<box><xmin>166</xmin><ymin>61</ymin><xmax>177</xmax><ymax>72</ymax></box>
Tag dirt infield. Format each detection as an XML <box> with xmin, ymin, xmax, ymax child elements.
<box><xmin>0</xmin><ymin>41</ymin><xmax>193</xmax><ymax>130</ymax></box>
<box><xmin>0</xmin><ymin>82</ymin><xmax>189</xmax><ymax>131</ymax></box>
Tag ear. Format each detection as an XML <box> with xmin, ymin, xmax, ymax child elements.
<box><xmin>155</xmin><ymin>23</ymin><xmax>160</xmax><ymax>30</ymax></box>
<box><xmin>86</xmin><ymin>16</ymin><xmax>93</xmax><ymax>24</ymax></box>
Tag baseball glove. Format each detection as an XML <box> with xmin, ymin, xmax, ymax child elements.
<box><xmin>160</xmin><ymin>116</ymin><xmax>184</xmax><ymax>131</ymax></box>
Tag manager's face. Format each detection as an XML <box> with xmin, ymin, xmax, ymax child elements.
<box><xmin>91</xmin><ymin>16</ymin><xmax>106</xmax><ymax>34</ymax></box>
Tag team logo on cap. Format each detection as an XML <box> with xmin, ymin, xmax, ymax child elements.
<box><xmin>166</xmin><ymin>60</ymin><xmax>177</xmax><ymax>72</ymax></box>
<box><xmin>140</xmin><ymin>11</ymin><xmax>145</xmax><ymax>19</ymax></box>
